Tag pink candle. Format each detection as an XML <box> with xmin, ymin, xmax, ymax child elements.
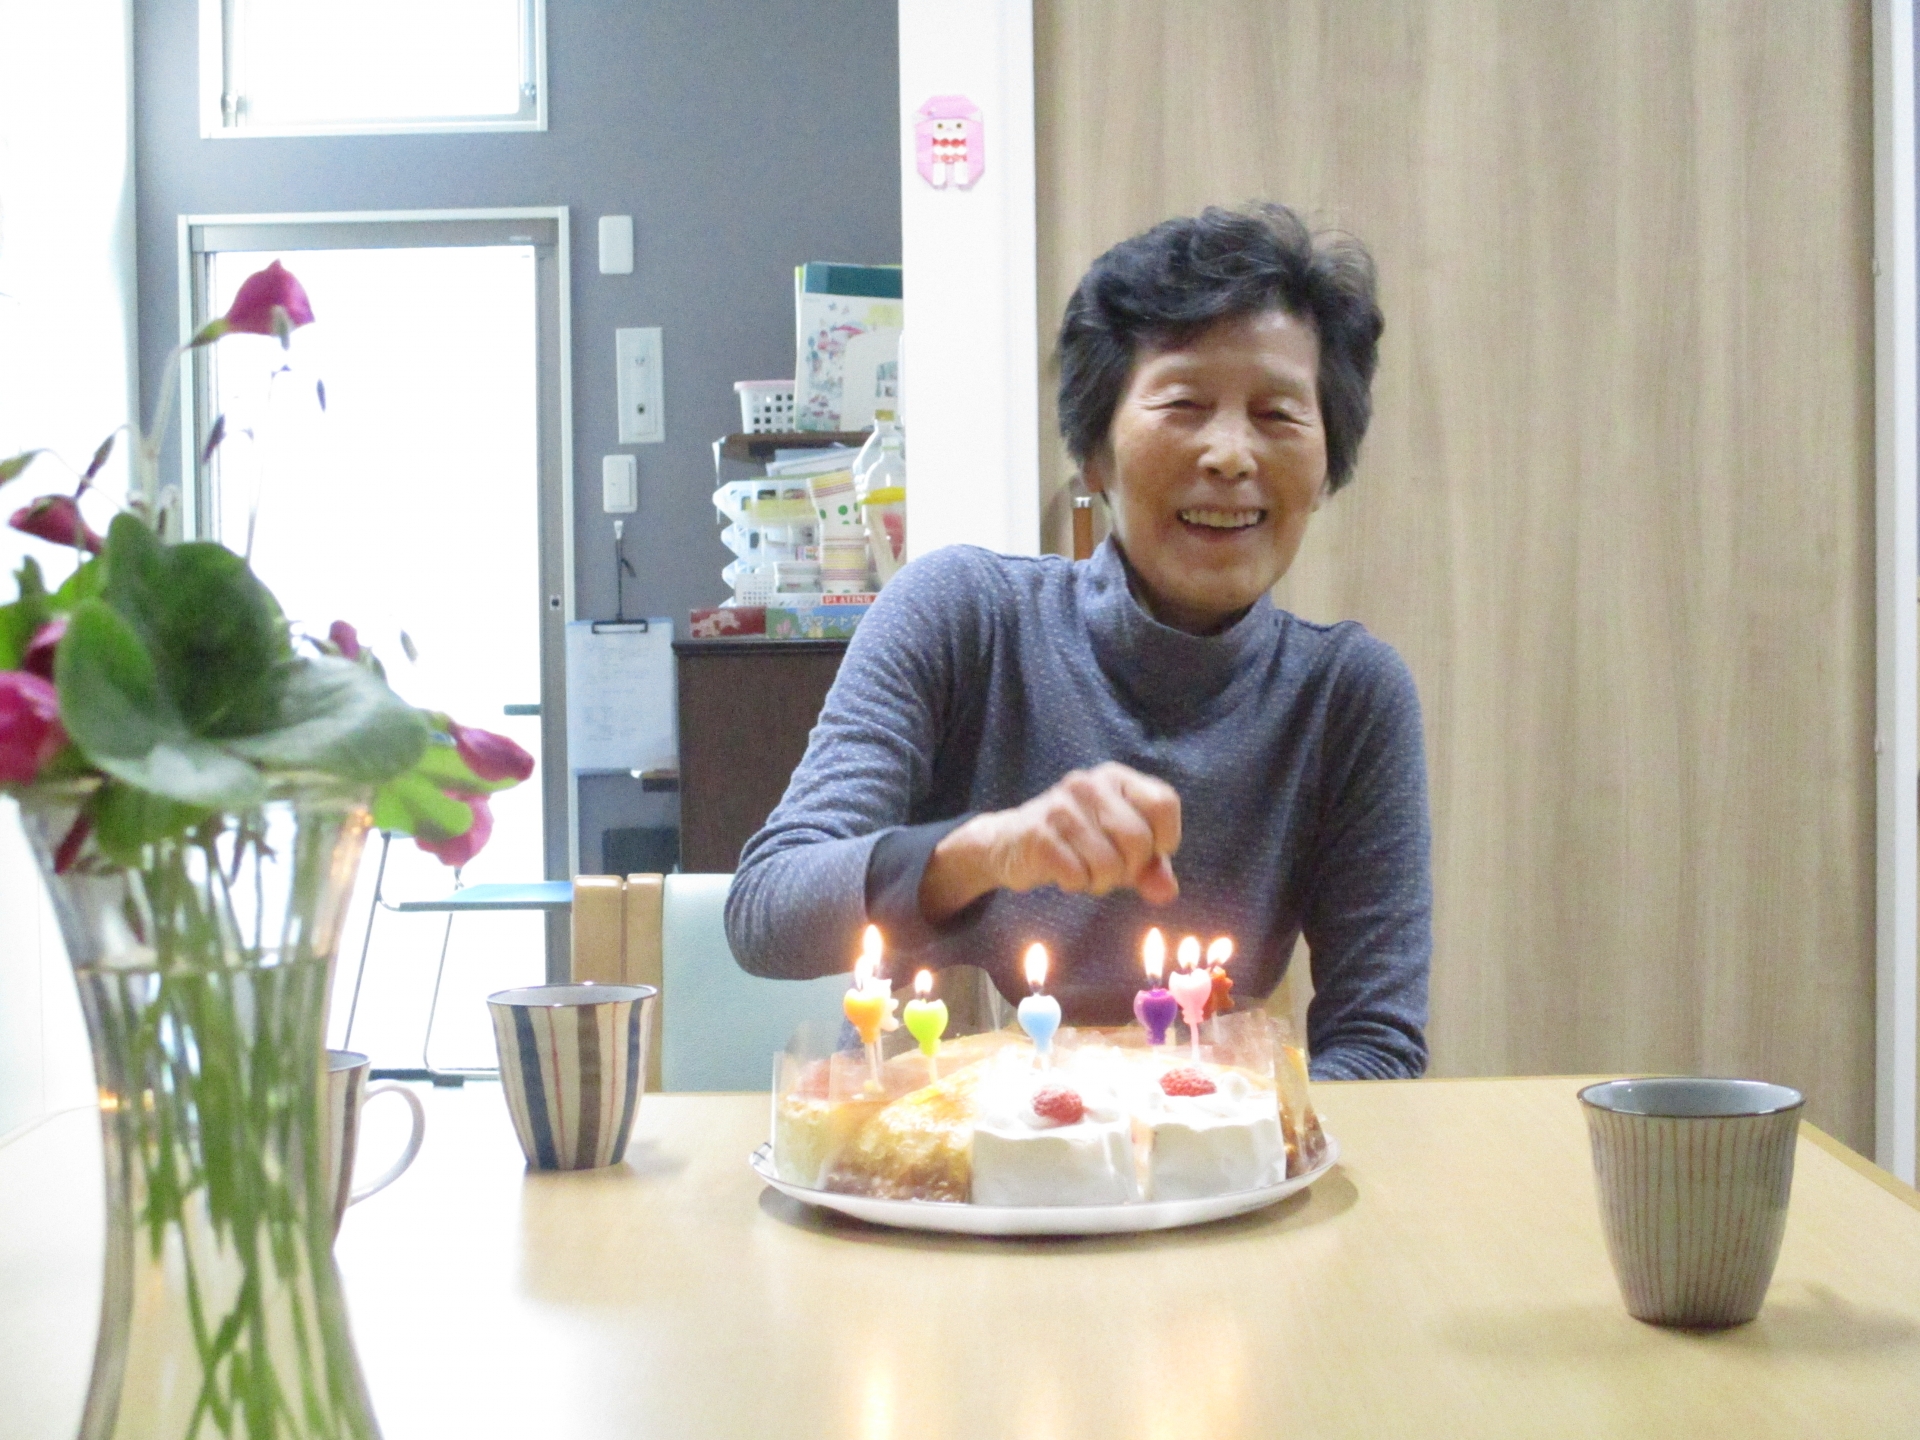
<box><xmin>1168</xmin><ymin>935</ymin><xmax>1213</xmax><ymax>1062</ymax></box>
<box><xmin>1132</xmin><ymin>927</ymin><xmax>1179</xmax><ymax>1045</ymax></box>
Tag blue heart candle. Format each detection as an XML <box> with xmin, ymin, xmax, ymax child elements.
<box><xmin>1016</xmin><ymin>942</ymin><xmax>1062</xmax><ymax>1067</ymax></box>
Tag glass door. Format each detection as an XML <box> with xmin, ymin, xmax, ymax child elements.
<box><xmin>186</xmin><ymin>213</ymin><xmax>569</xmax><ymax>1069</ymax></box>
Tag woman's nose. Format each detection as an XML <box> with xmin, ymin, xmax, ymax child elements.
<box><xmin>1199</xmin><ymin>414</ymin><xmax>1258</xmax><ymax>479</ymax></box>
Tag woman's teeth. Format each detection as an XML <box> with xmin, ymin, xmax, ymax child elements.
<box><xmin>1179</xmin><ymin>508</ymin><xmax>1264</xmax><ymax>530</ymax></box>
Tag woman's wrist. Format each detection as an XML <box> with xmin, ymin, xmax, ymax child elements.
<box><xmin>919</xmin><ymin>814</ymin><xmax>1000</xmax><ymax>924</ymax></box>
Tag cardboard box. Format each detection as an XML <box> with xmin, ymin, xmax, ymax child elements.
<box><xmin>765</xmin><ymin>603</ymin><xmax>871</xmax><ymax>640</ymax></box>
<box><xmin>688</xmin><ymin>606</ymin><xmax>766</xmax><ymax>638</ymax></box>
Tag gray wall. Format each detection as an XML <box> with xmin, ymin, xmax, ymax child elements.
<box><xmin>133</xmin><ymin>0</ymin><xmax>902</xmax><ymax>631</ymax></box>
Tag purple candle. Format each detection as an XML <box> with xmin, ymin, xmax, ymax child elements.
<box><xmin>1134</xmin><ymin>927</ymin><xmax>1178</xmax><ymax>1045</ymax></box>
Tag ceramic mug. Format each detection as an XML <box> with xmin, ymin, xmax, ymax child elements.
<box><xmin>1579</xmin><ymin>1077</ymin><xmax>1803</xmax><ymax>1327</ymax></box>
<box><xmin>487</xmin><ymin>983</ymin><xmax>657</xmax><ymax>1170</ymax></box>
<box><xmin>325</xmin><ymin>1049</ymin><xmax>426</xmax><ymax>1235</ymax></box>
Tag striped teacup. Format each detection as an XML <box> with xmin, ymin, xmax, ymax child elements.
<box><xmin>1579</xmin><ymin>1077</ymin><xmax>1803</xmax><ymax>1328</ymax></box>
<box><xmin>488</xmin><ymin>983</ymin><xmax>657</xmax><ymax>1171</ymax></box>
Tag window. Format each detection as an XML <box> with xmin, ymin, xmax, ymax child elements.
<box><xmin>200</xmin><ymin>0</ymin><xmax>546</xmax><ymax>138</ymax></box>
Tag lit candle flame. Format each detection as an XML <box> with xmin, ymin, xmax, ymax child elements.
<box><xmin>852</xmin><ymin>953</ymin><xmax>875</xmax><ymax>990</ymax></box>
<box><xmin>1176</xmin><ymin>935</ymin><xmax>1201</xmax><ymax>970</ymax></box>
<box><xmin>861</xmin><ymin>923</ymin><xmax>884</xmax><ymax>970</ymax></box>
<box><xmin>914</xmin><ymin>968</ymin><xmax>933</xmax><ymax>999</ymax></box>
<box><xmin>1206</xmin><ymin>936</ymin><xmax>1234</xmax><ymax>967</ymax></box>
<box><xmin>1024</xmin><ymin>942</ymin><xmax>1049</xmax><ymax>992</ymax></box>
<box><xmin>1143</xmin><ymin>926</ymin><xmax>1166</xmax><ymax>982</ymax></box>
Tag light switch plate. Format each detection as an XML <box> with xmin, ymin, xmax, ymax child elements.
<box><xmin>615</xmin><ymin>326</ymin><xmax>664</xmax><ymax>444</ymax></box>
<box><xmin>602</xmin><ymin>454</ymin><xmax>638</xmax><ymax>512</ymax></box>
<box><xmin>598</xmin><ymin>215</ymin><xmax>634</xmax><ymax>275</ymax></box>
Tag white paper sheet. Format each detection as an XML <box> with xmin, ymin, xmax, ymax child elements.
<box><xmin>564</xmin><ymin>619</ymin><xmax>676</xmax><ymax>773</ymax></box>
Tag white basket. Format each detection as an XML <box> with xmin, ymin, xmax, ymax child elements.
<box><xmin>734</xmin><ymin>380</ymin><xmax>796</xmax><ymax>434</ymax></box>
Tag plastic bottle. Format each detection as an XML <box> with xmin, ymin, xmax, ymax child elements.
<box><xmin>852</xmin><ymin>414</ymin><xmax>905</xmax><ymax>500</ymax></box>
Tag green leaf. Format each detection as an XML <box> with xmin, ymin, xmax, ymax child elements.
<box><xmin>409</xmin><ymin>735</ymin><xmax>520</xmax><ymax>795</ymax></box>
<box><xmin>99</xmin><ymin>514</ymin><xmax>291</xmax><ymax>738</ymax></box>
<box><xmin>224</xmin><ymin>656</ymin><xmax>428</xmax><ymax>782</ymax></box>
<box><xmin>89</xmin><ymin>782</ymin><xmax>211</xmax><ymax>865</ymax></box>
<box><xmin>371</xmin><ymin>771</ymin><xmax>473</xmax><ymax>839</ymax></box>
<box><xmin>52</xmin><ymin>555</ymin><xmax>103</xmax><ymax>610</ymax></box>
<box><xmin>57</xmin><ymin>600</ymin><xmax>167</xmax><ymax>755</ymax></box>
<box><xmin>0</xmin><ymin>450</ymin><xmax>43</xmax><ymax>487</ymax></box>
<box><xmin>56</xmin><ymin>599</ymin><xmax>265</xmax><ymax>808</ymax></box>
<box><xmin>0</xmin><ymin>558</ymin><xmax>51</xmax><ymax>670</ymax></box>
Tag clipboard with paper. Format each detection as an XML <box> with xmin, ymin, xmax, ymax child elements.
<box><xmin>564</xmin><ymin>619</ymin><xmax>677</xmax><ymax>774</ymax></box>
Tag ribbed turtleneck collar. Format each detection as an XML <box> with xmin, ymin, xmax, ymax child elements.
<box><xmin>1075</xmin><ymin>537</ymin><xmax>1281</xmax><ymax>725</ymax></box>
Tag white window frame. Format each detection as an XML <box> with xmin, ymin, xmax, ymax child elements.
<box><xmin>197</xmin><ymin>0</ymin><xmax>548</xmax><ymax>140</ymax></box>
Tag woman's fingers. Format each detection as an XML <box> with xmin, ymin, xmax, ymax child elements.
<box><xmin>1135</xmin><ymin>852</ymin><xmax>1180</xmax><ymax>905</ymax></box>
<box><xmin>1107</xmin><ymin>764</ymin><xmax>1182</xmax><ymax>860</ymax></box>
<box><xmin>991</xmin><ymin>765</ymin><xmax>1183</xmax><ymax>899</ymax></box>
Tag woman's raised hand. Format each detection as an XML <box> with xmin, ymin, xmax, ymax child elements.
<box><xmin>920</xmin><ymin>762</ymin><xmax>1181</xmax><ymax>923</ymax></box>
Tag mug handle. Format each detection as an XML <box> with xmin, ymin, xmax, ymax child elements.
<box><xmin>348</xmin><ymin>1083</ymin><xmax>426</xmax><ymax>1206</ymax></box>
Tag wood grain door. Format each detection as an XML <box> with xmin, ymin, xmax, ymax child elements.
<box><xmin>1035</xmin><ymin>0</ymin><xmax>1876</xmax><ymax>1147</ymax></box>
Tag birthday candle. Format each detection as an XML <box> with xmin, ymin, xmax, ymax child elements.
<box><xmin>1205</xmin><ymin>935</ymin><xmax>1235</xmax><ymax>1017</ymax></box>
<box><xmin>843</xmin><ymin>925</ymin><xmax>896</xmax><ymax>1089</ymax></box>
<box><xmin>903</xmin><ymin>968</ymin><xmax>949</xmax><ymax>1081</ymax></box>
<box><xmin>1016</xmin><ymin>943</ymin><xmax>1062</xmax><ymax>1067</ymax></box>
<box><xmin>1168</xmin><ymin>935</ymin><xmax>1213</xmax><ymax>1062</ymax></box>
<box><xmin>1132</xmin><ymin>927</ymin><xmax>1178</xmax><ymax>1045</ymax></box>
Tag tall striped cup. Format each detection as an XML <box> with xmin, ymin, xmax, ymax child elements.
<box><xmin>1579</xmin><ymin>1078</ymin><xmax>1803</xmax><ymax>1328</ymax></box>
<box><xmin>488</xmin><ymin>984</ymin><xmax>657</xmax><ymax>1171</ymax></box>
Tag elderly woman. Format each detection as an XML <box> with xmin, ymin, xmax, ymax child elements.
<box><xmin>726</xmin><ymin>204</ymin><xmax>1428</xmax><ymax>1081</ymax></box>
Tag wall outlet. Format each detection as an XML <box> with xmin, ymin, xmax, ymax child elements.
<box><xmin>615</xmin><ymin>326</ymin><xmax>664</xmax><ymax>444</ymax></box>
<box><xmin>602</xmin><ymin>454</ymin><xmax>638</xmax><ymax>513</ymax></box>
<box><xmin>598</xmin><ymin>215</ymin><xmax>634</xmax><ymax>275</ymax></box>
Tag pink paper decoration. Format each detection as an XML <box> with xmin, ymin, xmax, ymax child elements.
<box><xmin>914</xmin><ymin>95</ymin><xmax>985</xmax><ymax>189</ymax></box>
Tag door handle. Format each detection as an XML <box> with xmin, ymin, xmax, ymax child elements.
<box><xmin>503</xmin><ymin>704</ymin><xmax>541</xmax><ymax>717</ymax></box>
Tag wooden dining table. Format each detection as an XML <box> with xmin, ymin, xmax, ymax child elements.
<box><xmin>5</xmin><ymin>1075</ymin><xmax>1919</xmax><ymax>1439</ymax></box>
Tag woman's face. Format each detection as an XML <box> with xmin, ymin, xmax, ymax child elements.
<box><xmin>1084</xmin><ymin>307</ymin><xmax>1328</xmax><ymax>634</ymax></box>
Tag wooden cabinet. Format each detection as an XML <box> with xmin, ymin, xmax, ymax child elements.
<box><xmin>672</xmin><ymin>639</ymin><xmax>847</xmax><ymax>873</ymax></box>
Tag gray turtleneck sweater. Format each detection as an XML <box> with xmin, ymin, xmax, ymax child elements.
<box><xmin>724</xmin><ymin>539</ymin><xmax>1431</xmax><ymax>1081</ymax></box>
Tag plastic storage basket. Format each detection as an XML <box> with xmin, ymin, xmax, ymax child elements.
<box><xmin>735</xmin><ymin>380</ymin><xmax>796</xmax><ymax>434</ymax></box>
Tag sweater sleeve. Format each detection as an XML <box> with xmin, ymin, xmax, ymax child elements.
<box><xmin>724</xmin><ymin>547</ymin><xmax>983</xmax><ymax>979</ymax></box>
<box><xmin>1300</xmin><ymin>634</ymin><xmax>1433</xmax><ymax>1081</ymax></box>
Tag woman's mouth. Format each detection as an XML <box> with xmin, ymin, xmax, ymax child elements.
<box><xmin>1178</xmin><ymin>508</ymin><xmax>1265</xmax><ymax>531</ymax></box>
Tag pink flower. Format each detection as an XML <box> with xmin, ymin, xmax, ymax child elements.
<box><xmin>328</xmin><ymin>620</ymin><xmax>362</xmax><ymax>660</ymax></box>
<box><xmin>223</xmin><ymin>261</ymin><xmax>315</xmax><ymax>341</ymax></box>
<box><xmin>415</xmin><ymin>791</ymin><xmax>493</xmax><ymax>867</ymax></box>
<box><xmin>22</xmin><ymin>619</ymin><xmax>65</xmax><ymax>681</ymax></box>
<box><xmin>451</xmin><ymin>721</ymin><xmax>535</xmax><ymax>783</ymax></box>
<box><xmin>10</xmin><ymin>495</ymin><xmax>103</xmax><ymax>553</ymax></box>
<box><xmin>0</xmin><ymin>671</ymin><xmax>66</xmax><ymax>784</ymax></box>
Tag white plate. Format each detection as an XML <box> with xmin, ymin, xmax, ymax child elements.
<box><xmin>749</xmin><ymin>1135</ymin><xmax>1340</xmax><ymax>1236</ymax></box>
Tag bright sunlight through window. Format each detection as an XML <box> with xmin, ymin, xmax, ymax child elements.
<box><xmin>203</xmin><ymin>0</ymin><xmax>544</xmax><ymax>137</ymax></box>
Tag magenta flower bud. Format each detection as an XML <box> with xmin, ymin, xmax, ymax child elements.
<box><xmin>9</xmin><ymin>495</ymin><xmax>103</xmax><ymax>553</ymax></box>
<box><xmin>223</xmin><ymin>260</ymin><xmax>315</xmax><ymax>340</ymax></box>
<box><xmin>450</xmin><ymin>721</ymin><xmax>535</xmax><ymax>784</ymax></box>
<box><xmin>415</xmin><ymin>791</ymin><xmax>494</xmax><ymax>867</ymax></box>
<box><xmin>0</xmin><ymin>671</ymin><xmax>67</xmax><ymax>784</ymax></box>
<box><xmin>23</xmin><ymin>618</ymin><xmax>66</xmax><ymax>681</ymax></box>
<box><xmin>328</xmin><ymin>620</ymin><xmax>362</xmax><ymax>660</ymax></box>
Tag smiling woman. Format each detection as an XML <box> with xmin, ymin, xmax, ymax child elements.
<box><xmin>727</xmin><ymin>205</ymin><xmax>1427</xmax><ymax>1081</ymax></box>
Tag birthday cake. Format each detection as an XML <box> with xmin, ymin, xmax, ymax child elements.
<box><xmin>771</xmin><ymin>1016</ymin><xmax>1327</xmax><ymax>1208</ymax></box>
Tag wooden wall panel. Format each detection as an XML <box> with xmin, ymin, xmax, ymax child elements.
<box><xmin>1036</xmin><ymin>1</ymin><xmax>1877</xmax><ymax>1148</ymax></box>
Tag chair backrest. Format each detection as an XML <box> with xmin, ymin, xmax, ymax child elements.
<box><xmin>659</xmin><ymin>874</ymin><xmax>847</xmax><ymax>1092</ymax></box>
<box><xmin>569</xmin><ymin>872</ymin><xmax>846</xmax><ymax>1094</ymax></box>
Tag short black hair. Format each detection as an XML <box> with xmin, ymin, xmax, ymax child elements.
<box><xmin>1056</xmin><ymin>204</ymin><xmax>1384</xmax><ymax>493</ymax></box>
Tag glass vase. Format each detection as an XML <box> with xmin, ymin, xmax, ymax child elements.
<box><xmin>21</xmin><ymin>782</ymin><xmax>382</xmax><ymax>1440</ymax></box>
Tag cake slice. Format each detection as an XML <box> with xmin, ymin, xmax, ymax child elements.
<box><xmin>1135</xmin><ymin>1065</ymin><xmax>1287</xmax><ymax>1200</ymax></box>
<box><xmin>969</xmin><ymin>1071</ymin><xmax>1141</xmax><ymax>1206</ymax></box>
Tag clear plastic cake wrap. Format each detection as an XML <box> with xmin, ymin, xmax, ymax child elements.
<box><xmin>771</xmin><ymin>1009</ymin><xmax>1328</xmax><ymax>1206</ymax></box>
